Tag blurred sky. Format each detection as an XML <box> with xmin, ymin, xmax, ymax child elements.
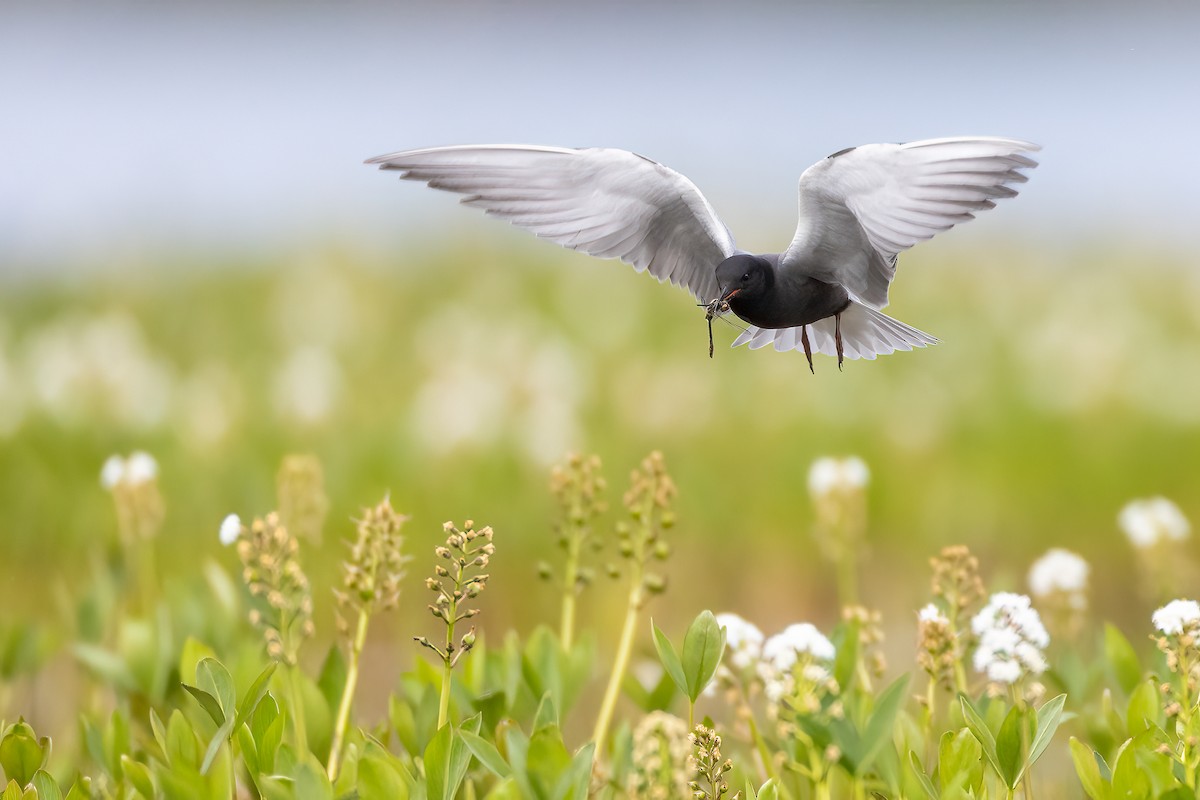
<box><xmin>3</xmin><ymin>1</ymin><xmax>1199</xmax><ymax>276</ymax></box>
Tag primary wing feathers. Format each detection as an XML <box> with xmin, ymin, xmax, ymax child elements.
<box><xmin>367</xmin><ymin>144</ymin><xmax>736</xmax><ymax>302</ymax></box>
<box><xmin>783</xmin><ymin>136</ymin><xmax>1039</xmax><ymax>309</ymax></box>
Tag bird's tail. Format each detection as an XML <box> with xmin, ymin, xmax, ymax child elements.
<box><xmin>731</xmin><ymin>301</ymin><xmax>938</xmax><ymax>360</ymax></box>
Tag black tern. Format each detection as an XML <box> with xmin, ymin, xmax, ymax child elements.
<box><xmin>368</xmin><ymin>137</ymin><xmax>1038</xmax><ymax>370</ymax></box>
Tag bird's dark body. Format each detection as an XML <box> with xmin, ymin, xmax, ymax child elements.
<box><xmin>715</xmin><ymin>253</ymin><xmax>851</xmax><ymax>330</ymax></box>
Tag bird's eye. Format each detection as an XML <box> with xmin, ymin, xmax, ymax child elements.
<box><xmin>741</xmin><ymin>272</ymin><xmax>750</xmax><ymax>281</ymax></box>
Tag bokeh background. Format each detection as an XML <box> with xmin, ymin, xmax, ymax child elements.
<box><xmin>3</xmin><ymin>0</ymin><xmax>1199</xmax><ymax>736</ymax></box>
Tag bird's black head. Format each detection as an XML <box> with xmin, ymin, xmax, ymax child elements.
<box><xmin>715</xmin><ymin>254</ymin><xmax>772</xmax><ymax>304</ymax></box>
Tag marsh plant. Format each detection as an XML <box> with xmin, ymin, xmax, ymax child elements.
<box><xmin>6</xmin><ymin>449</ymin><xmax>1200</xmax><ymax>800</ymax></box>
<box><xmin>414</xmin><ymin>519</ymin><xmax>494</xmax><ymax>728</ymax></box>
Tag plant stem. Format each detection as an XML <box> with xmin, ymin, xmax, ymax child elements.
<box><xmin>328</xmin><ymin>607</ymin><xmax>370</xmax><ymax>780</ymax></box>
<box><xmin>593</xmin><ymin>580</ymin><xmax>642</xmax><ymax>748</ymax></box>
<box><xmin>288</xmin><ymin>661</ymin><xmax>308</xmax><ymax>751</ymax></box>
<box><xmin>438</xmin><ymin>609</ymin><xmax>457</xmax><ymax>729</ymax></box>
<box><xmin>561</xmin><ymin>530</ymin><xmax>581</xmax><ymax>652</ymax></box>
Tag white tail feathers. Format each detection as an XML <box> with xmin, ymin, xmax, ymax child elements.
<box><xmin>731</xmin><ymin>301</ymin><xmax>937</xmax><ymax>360</ymax></box>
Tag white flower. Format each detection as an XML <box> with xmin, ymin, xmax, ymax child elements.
<box><xmin>807</xmin><ymin>456</ymin><xmax>869</xmax><ymax>499</ymax></box>
<box><xmin>1119</xmin><ymin>497</ymin><xmax>1191</xmax><ymax>548</ymax></box>
<box><xmin>219</xmin><ymin>513</ymin><xmax>242</xmax><ymax>547</ymax></box>
<box><xmin>1027</xmin><ymin>548</ymin><xmax>1089</xmax><ymax>607</ymax></box>
<box><xmin>972</xmin><ymin>592</ymin><xmax>1049</xmax><ymax>684</ymax></box>
<box><xmin>763</xmin><ymin>623</ymin><xmax>836</xmax><ymax>671</ymax></box>
<box><xmin>716</xmin><ymin>613</ymin><xmax>764</xmax><ymax>670</ymax></box>
<box><xmin>124</xmin><ymin>451</ymin><xmax>158</xmax><ymax>485</ymax></box>
<box><xmin>1153</xmin><ymin>599</ymin><xmax>1200</xmax><ymax>635</ymax></box>
<box><xmin>918</xmin><ymin>603</ymin><xmax>948</xmax><ymax>624</ymax></box>
<box><xmin>100</xmin><ymin>454</ymin><xmax>126</xmax><ymax>489</ymax></box>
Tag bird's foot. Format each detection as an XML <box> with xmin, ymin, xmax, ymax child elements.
<box><xmin>800</xmin><ymin>325</ymin><xmax>814</xmax><ymax>374</ymax></box>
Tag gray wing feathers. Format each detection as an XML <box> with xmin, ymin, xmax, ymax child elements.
<box><xmin>730</xmin><ymin>301</ymin><xmax>937</xmax><ymax>361</ymax></box>
<box><xmin>783</xmin><ymin>136</ymin><xmax>1039</xmax><ymax>309</ymax></box>
<box><xmin>367</xmin><ymin>145</ymin><xmax>736</xmax><ymax>302</ymax></box>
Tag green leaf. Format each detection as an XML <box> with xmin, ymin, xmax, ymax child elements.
<box><xmin>1110</xmin><ymin>734</ymin><xmax>1150</xmax><ymax>799</ymax></box>
<box><xmin>120</xmin><ymin>756</ymin><xmax>155</xmax><ymax>799</ymax></box>
<box><xmin>64</xmin><ymin>777</ymin><xmax>90</xmax><ymax>800</ymax></box>
<box><xmin>994</xmin><ymin>705</ymin><xmax>1023</xmax><ymax>789</ymax></box>
<box><xmin>755</xmin><ymin>779</ymin><xmax>778</xmax><ymax>800</ymax></box>
<box><xmin>0</xmin><ymin>722</ymin><xmax>45</xmax><ymax>788</ymax></box>
<box><xmin>937</xmin><ymin>728</ymin><xmax>981</xmax><ymax>791</ymax></box>
<box><xmin>503</xmin><ymin>726</ymin><xmax>535</xmax><ymax>798</ymax></box>
<box><xmin>149</xmin><ymin>708</ymin><xmax>169</xmax><ymax>761</ymax></box>
<box><xmin>856</xmin><ymin>673</ymin><xmax>909</xmax><ymax>774</ymax></box>
<box><xmin>533</xmin><ymin>693</ymin><xmax>559</xmax><ymax>731</ymax></box>
<box><xmin>907</xmin><ymin>751</ymin><xmax>939</xmax><ymax>800</ymax></box>
<box><xmin>165</xmin><ymin>710</ymin><xmax>200</xmax><ymax>770</ymax></box>
<box><xmin>1069</xmin><ymin>737</ymin><xmax>1110</xmax><ymax>800</ymax></box>
<box><xmin>237</xmin><ymin>663</ymin><xmax>278</xmax><ymax>728</ymax></box>
<box><xmin>30</xmin><ymin>771</ymin><xmax>63</xmax><ymax>800</ymax></box>
<box><xmin>553</xmin><ymin>741</ymin><xmax>594</xmax><ymax>800</ymax></box>
<box><xmin>650</xmin><ymin>619</ymin><xmax>687</xmax><ymax>699</ymax></box>
<box><xmin>200</xmin><ymin>716</ymin><xmax>236</xmax><ymax>775</ymax></box>
<box><xmin>459</xmin><ymin>728</ymin><xmax>511</xmax><ymax>778</ymax></box>
<box><xmin>1015</xmin><ymin>693</ymin><xmax>1067</xmax><ymax>783</ymax></box>
<box><xmin>681</xmin><ymin>611</ymin><xmax>726</xmax><ymax>702</ymax></box>
<box><xmin>958</xmin><ymin>695</ymin><xmax>1002</xmax><ymax>781</ymax></box>
<box><xmin>832</xmin><ymin>618</ymin><xmax>860</xmax><ymax>693</ymax></box>
<box><xmin>182</xmin><ymin>685</ymin><xmax>226</xmax><ymax>727</ymax></box>
<box><xmin>424</xmin><ymin>725</ymin><xmax>470</xmax><ymax>800</ymax></box>
<box><xmin>1</xmin><ymin>781</ymin><xmax>23</xmax><ymax>800</ymax></box>
<box><xmin>1104</xmin><ymin>624</ymin><xmax>1142</xmax><ymax>696</ymax></box>
<box><xmin>357</xmin><ymin>752</ymin><xmax>409</xmax><ymax>799</ymax></box>
<box><xmin>196</xmin><ymin>658</ymin><xmax>237</xmax><ymax>719</ymax></box>
<box><xmin>527</xmin><ymin>724</ymin><xmax>571</xmax><ymax>798</ymax></box>
<box><xmin>1127</xmin><ymin>679</ymin><xmax>1160</xmax><ymax>734</ymax></box>
<box><xmin>294</xmin><ymin>755</ymin><xmax>334</xmax><ymax>800</ymax></box>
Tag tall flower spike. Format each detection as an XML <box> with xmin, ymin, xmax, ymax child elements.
<box><xmin>235</xmin><ymin>511</ymin><xmax>314</xmax><ymax>750</ymax></box>
<box><xmin>594</xmin><ymin>451</ymin><xmax>676</xmax><ymax>748</ymax></box>
<box><xmin>415</xmin><ymin>519</ymin><xmax>495</xmax><ymax>728</ymax></box>
<box><xmin>236</xmin><ymin>512</ymin><xmax>314</xmax><ymax>665</ymax></box>
<box><xmin>688</xmin><ymin>724</ymin><xmax>742</xmax><ymax>800</ymax></box>
<box><xmin>547</xmin><ymin>452</ymin><xmax>607</xmax><ymax>651</ymax></box>
<box><xmin>329</xmin><ymin>496</ymin><xmax>410</xmax><ymax>780</ymax></box>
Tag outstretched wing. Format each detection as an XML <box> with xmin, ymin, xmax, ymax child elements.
<box><xmin>367</xmin><ymin>145</ymin><xmax>737</xmax><ymax>302</ymax></box>
<box><xmin>782</xmin><ymin>136</ymin><xmax>1039</xmax><ymax>309</ymax></box>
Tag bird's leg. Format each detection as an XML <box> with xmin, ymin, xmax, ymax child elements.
<box><xmin>835</xmin><ymin>311</ymin><xmax>844</xmax><ymax>371</ymax></box>
<box><xmin>799</xmin><ymin>325</ymin><xmax>814</xmax><ymax>374</ymax></box>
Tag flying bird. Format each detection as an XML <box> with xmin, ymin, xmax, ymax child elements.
<box><xmin>367</xmin><ymin>137</ymin><xmax>1038</xmax><ymax>370</ymax></box>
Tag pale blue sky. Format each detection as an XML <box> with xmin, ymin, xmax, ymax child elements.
<box><xmin>3</xmin><ymin>2</ymin><xmax>1197</xmax><ymax>274</ymax></box>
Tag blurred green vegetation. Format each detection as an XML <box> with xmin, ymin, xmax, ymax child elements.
<box><xmin>0</xmin><ymin>235</ymin><xmax>1197</xmax><ymax>729</ymax></box>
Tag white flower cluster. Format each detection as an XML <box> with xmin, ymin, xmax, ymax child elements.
<box><xmin>1153</xmin><ymin>599</ymin><xmax>1200</xmax><ymax>636</ymax></box>
<box><xmin>715</xmin><ymin>613</ymin><xmax>764</xmax><ymax>671</ymax></box>
<box><xmin>1118</xmin><ymin>497</ymin><xmax>1191</xmax><ymax>549</ymax></box>
<box><xmin>971</xmin><ymin>592</ymin><xmax>1050</xmax><ymax>685</ymax></box>
<box><xmin>1027</xmin><ymin>548</ymin><xmax>1089</xmax><ymax>609</ymax></box>
<box><xmin>758</xmin><ymin>622</ymin><xmax>836</xmax><ymax>702</ymax></box>
<box><xmin>99</xmin><ymin>451</ymin><xmax>159</xmax><ymax>490</ymax></box>
<box><xmin>807</xmin><ymin>456</ymin><xmax>869</xmax><ymax>500</ymax></box>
